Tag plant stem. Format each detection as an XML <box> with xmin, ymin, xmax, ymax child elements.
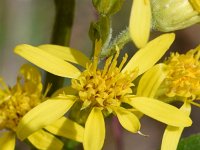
<box><xmin>100</xmin><ymin>27</ymin><xmax>131</xmax><ymax>58</ymax></box>
<box><xmin>44</xmin><ymin>0</ymin><xmax>75</xmax><ymax>96</ymax></box>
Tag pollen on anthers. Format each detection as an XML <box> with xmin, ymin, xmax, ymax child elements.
<box><xmin>72</xmin><ymin>48</ymin><xmax>138</xmax><ymax>110</ymax></box>
<box><xmin>0</xmin><ymin>71</ymin><xmax>42</xmax><ymax>132</ymax></box>
<box><xmin>164</xmin><ymin>47</ymin><xmax>200</xmax><ymax>99</ymax></box>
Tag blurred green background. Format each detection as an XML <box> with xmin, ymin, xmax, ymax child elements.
<box><xmin>0</xmin><ymin>0</ymin><xmax>200</xmax><ymax>150</ymax></box>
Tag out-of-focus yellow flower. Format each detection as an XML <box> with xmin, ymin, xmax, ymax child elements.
<box><xmin>14</xmin><ymin>33</ymin><xmax>192</xmax><ymax>150</ymax></box>
<box><xmin>0</xmin><ymin>64</ymin><xmax>64</xmax><ymax>150</ymax></box>
<box><xmin>0</xmin><ymin>64</ymin><xmax>84</xmax><ymax>150</ymax></box>
<box><xmin>161</xmin><ymin>45</ymin><xmax>200</xmax><ymax>150</ymax></box>
<box><xmin>151</xmin><ymin>0</ymin><xmax>200</xmax><ymax>32</ymax></box>
<box><xmin>137</xmin><ymin>45</ymin><xmax>200</xmax><ymax>150</ymax></box>
<box><xmin>164</xmin><ymin>47</ymin><xmax>200</xmax><ymax>98</ymax></box>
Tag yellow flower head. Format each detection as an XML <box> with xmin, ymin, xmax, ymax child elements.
<box><xmin>161</xmin><ymin>46</ymin><xmax>200</xmax><ymax>150</ymax></box>
<box><xmin>0</xmin><ymin>64</ymin><xmax>42</xmax><ymax>132</ymax></box>
<box><xmin>72</xmin><ymin>50</ymin><xmax>137</xmax><ymax>111</ymax></box>
<box><xmin>164</xmin><ymin>45</ymin><xmax>200</xmax><ymax>99</ymax></box>
<box><xmin>0</xmin><ymin>64</ymin><xmax>65</xmax><ymax>150</ymax></box>
<box><xmin>14</xmin><ymin>33</ymin><xmax>193</xmax><ymax>150</ymax></box>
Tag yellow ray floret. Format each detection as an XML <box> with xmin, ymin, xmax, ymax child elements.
<box><xmin>129</xmin><ymin>0</ymin><xmax>151</xmax><ymax>48</ymax></box>
<box><xmin>190</xmin><ymin>0</ymin><xmax>200</xmax><ymax>12</ymax></box>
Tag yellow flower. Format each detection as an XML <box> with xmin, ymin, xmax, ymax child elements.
<box><xmin>137</xmin><ymin>45</ymin><xmax>200</xmax><ymax>150</ymax></box>
<box><xmin>129</xmin><ymin>0</ymin><xmax>200</xmax><ymax>48</ymax></box>
<box><xmin>164</xmin><ymin>47</ymin><xmax>200</xmax><ymax>98</ymax></box>
<box><xmin>14</xmin><ymin>33</ymin><xmax>192</xmax><ymax>150</ymax></box>
<box><xmin>161</xmin><ymin>45</ymin><xmax>200</xmax><ymax>150</ymax></box>
<box><xmin>0</xmin><ymin>64</ymin><xmax>64</xmax><ymax>150</ymax></box>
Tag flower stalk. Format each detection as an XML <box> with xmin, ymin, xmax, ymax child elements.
<box><xmin>45</xmin><ymin>0</ymin><xmax>75</xmax><ymax>96</ymax></box>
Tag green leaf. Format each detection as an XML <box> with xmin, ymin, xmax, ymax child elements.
<box><xmin>92</xmin><ymin>0</ymin><xmax>125</xmax><ymax>16</ymax></box>
<box><xmin>177</xmin><ymin>134</ymin><xmax>200</xmax><ymax>150</ymax></box>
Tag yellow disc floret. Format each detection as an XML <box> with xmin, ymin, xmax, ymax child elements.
<box><xmin>164</xmin><ymin>46</ymin><xmax>200</xmax><ymax>99</ymax></box>
<box><xmin>0</xmin><ymin>64</ymin><xmax>43</xmax><ymax>131</ymax></box>
<box><xmin>72</xmin><ymin>51</ymin><xmax>137</xmax><ymax>110</ymax></box>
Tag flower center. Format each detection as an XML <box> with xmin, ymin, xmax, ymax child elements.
<box><xmin>164</xmin><ymin>48</ymin><xmax>200</xmax><ymax>99</ymax></box>
<box><xmin>72</xmin><ymin>52</ymin><xmax>137</xmax><ymax>109</ymax></box>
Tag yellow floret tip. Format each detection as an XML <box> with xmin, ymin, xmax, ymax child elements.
<box><xmin>190</xmin><ymin>0</ymin><xmax>200</xmax><ymax>12</ymax></box>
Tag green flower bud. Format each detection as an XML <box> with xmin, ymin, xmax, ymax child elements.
<box><xmin>92</xmin><ymin>0</ymin><xmax>125</xmax><ymax>16</ymax></box>
<box><xmin>151</xmin><ymin>0</ymin><xmax>200</xmax><ymax>32</ymax></box>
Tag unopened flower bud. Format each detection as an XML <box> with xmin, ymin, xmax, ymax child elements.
<box><xmin>151</xmin><ymin>0</ymin><xmax>200</xmax><ymax>32</ymax></box>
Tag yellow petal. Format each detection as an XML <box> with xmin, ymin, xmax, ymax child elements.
<box><xmin>28</xmin><ymin>129</ymin><xmax>63</xmax><ymax>150</ymax></box>
<box><xmin>137</xmin><ymin>64</ymin><xmax>167</xmax><ymax>97</ymax></box>
<box><xmin>129</xmin><ymin>97</ymin><xmax>192</xmax><ymax>127</ymax></box>
<box><xmin>123</xmin><ymin>33</ymin><xmax>175</xmax><ymax>75</ymax></box>
<box><xmin>190</xmin><ymin>0</ymin><xmax>200</xmax><ymax>12</ymax></box>
<box><xmin>129</xmin><ymin>0</ymin><xmax>151</xmax><ymax>48</ymax></box>
<box><xmin>84</xmin><ymin>107</ymin><xmax>105</xmax><ymax>150</ymax></box>
<box><xmin>38</xmin><ymin>44</ymin><xmax>90</xmax><ymax>68</ymax></box>
<box><xmin>14</xmin><ymin>44</ymin><xmax>81</xmax><ymax>78</ymax></box>
<box><xmin>0</xmin><ymin>131</ymin><xmax>15</xmax><ymax>150</ymax></box>
<box><xmin>161</xmin><ymin>102</ymin><xmax>191</xmax><ymax>150</ymax></box>
<box><xmin>114</xmin><ymin>107</ymin><xmax>140</xmax><ymax>133</ymax></box>
<box><xmin>16</xmin><ymin>98</ymin><xmax>75</xmax><ymax>140</ymax></box>
<box><xmin>45</xmin><ymin>117</ymin><xmax>84</xmax><ymax>143</ymax></box>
